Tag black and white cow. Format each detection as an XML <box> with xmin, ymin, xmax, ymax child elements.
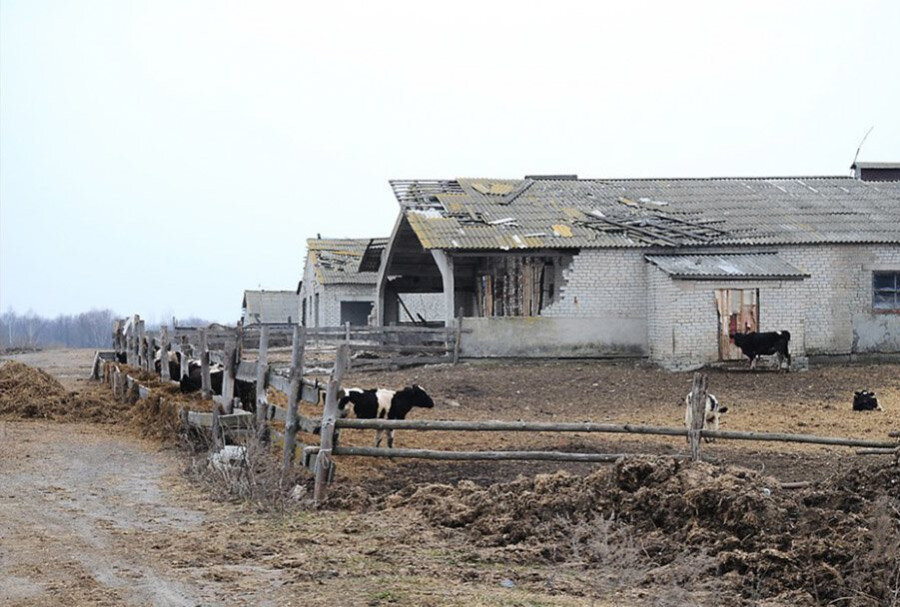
<box><xmin>852</xmin><ymin>390</ymin><xmax>882</xmax><ymax>411</ymax></box>
<box><xmin>730</xmin><ymin>331</ymin><xmax>792</xmax><ymax>371</ymax></box>
<box><xmin>179</xmin><ymin>361</ymin><xmax>224</xmax><ymax>395</ymax></box>
<box><xmin>338</xmin><ymin>385</ymin><xmax>435</xmax><ymax>448</ymax></box>
<box><xmin>154</xmin><ymin>350</ymin><xmax>182</xmax><ymax>380</ymax></box>
<box><xmin>684</xmin><ymin>392</ymin><xmax>728</xmax><ymax>442</ymax></box>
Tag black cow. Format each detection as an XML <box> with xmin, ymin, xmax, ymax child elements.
<box><xmin>115</xmin><ymin>352</ymin><xmax>127</xmax><ymax>364</ymax></box>
<box><xmin>730</xmin><ymin>331</ymin><xmax>791</xmax><ymax>371</ymax></box>
<box><xmin>154</xmin><ymin>350</ymin><xmax>183</xmax><ymax>380</ymax></box>
<box><xmin>179</xmin><ymin>361</ymin><xmax>224</xmax><ymax>395</ymax></box>
<box><xmin>852</xmin><ymin>390</ymin><xmax>882</xmax><ymax>411</ymax></box>
<box><xmin>338</xmin><ymin>385</ymin><xmax>435</xmax><ymax>448</ymax></box>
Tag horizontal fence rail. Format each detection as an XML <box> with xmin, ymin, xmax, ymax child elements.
<box><xmin>334</xmin><ymin>418</ymin><xmax>899</xmax><ymax>449</ymax></box>
<box><xmin>310</xmin><ymin>446</ymin><xmax>690</xmax><ymax>463</ymax></box>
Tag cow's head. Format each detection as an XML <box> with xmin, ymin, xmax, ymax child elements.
<box><xmin>404</xmin><ymin>384</ymin><xmax>434</xmax><ymax>408</ymax></box>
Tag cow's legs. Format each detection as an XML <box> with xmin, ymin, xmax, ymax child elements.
<box><xmin>375</xmin><ymin>429</ymin><xmax>383</xmax><ymax>448</ymax></box>
<box><xmin>387</xmin><ymin>429</ymin><xmax>394</xmax><ymax>449</ymax></box>
<box><xmin>749</xmin><ymin>356</ymin><xmax>757</xmax><ymax>370</ymax></box>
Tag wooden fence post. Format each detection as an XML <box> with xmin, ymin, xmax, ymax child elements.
<box><xmin>688</xmin><ymin>372</ymin><xmax>708</xmax><ymax>461</ymax></box>
<box><xmin>255</xmin><ymin>325</ymin><xmax>270</xmax><ymax>441</ymax></box>
<box><xmin>132</xmin><ymin>315</ymin><xmax>140</xmax><ymax>365</ymax></box>
<box><xmin>222</xmin><ymin>338</ymin><xmax>236</xmax><ymax>413</ymax></box>
<box><xmin>282</xmin><ymin>325</ymin><xmax>307</xmax><ymax>472</ymax></box>
<box><xmin>179</xmin><ymin>335</ymin><xmax>190</xmax><ymax>381</ymax></box>
<box><xmin>211</xmin><ymin>404</ymin><xmax>222</xmax><ymax>451</ymax></box>
<box><xmin>453</xmin><ymin>306</ymin><xmax>463</xmax><ymax>364</ymax></box>
<box><xmin>200</xmin><ymin>328</ymin><xmax>211</xmax><ymax>399</ymax></box>
<box><xmin>314</xmin><ymin>343</ymin><xmax>350</xmax><ymax>506</ymax></box>
<box><xmin>160</xmin><ymin>326</ymin><xmax>170</xmax><ymax>380</ymax></box>
<box><xmin>138</xmin><ymin>321</ymin><xmax>147</xmax><ymax>370</ymax></box>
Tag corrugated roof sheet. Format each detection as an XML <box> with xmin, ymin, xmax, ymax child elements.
<box><xmin>306</xmin><ymin>238</ymin><xmax>388</xmax><ymax>285</ymax></box>
<box><xmin>390</xmin><ymin>176</ymin><xmax>900</xmax><ymax>250</ymax></box>
<box><xmin>242</xmin><ymin>290</ymin><xmax>300</xmax><ymax>324</ymax></box>
<box><xmin>645</xmin><ymin>253</ymin><xmax>810</xmax><ymax>280</ymax></box>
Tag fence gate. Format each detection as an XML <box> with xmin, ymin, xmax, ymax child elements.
<box><xmin>716</xmin><ymin>288</ymin><xmax>758</xmax><ymax>360</ymax></box>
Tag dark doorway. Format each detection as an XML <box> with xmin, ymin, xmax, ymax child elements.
<box><xmin>340</xmin><ymin>301</ymin><xmax>374</xmax><ymax>326</ymax></box>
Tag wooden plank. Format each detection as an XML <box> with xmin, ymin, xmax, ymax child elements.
<box><xmin>200</xmin><ymin>329</ymin><xmax>211</xmax><ymax>399</ymax></box>
<box><xmin>333</xmin><ymin>418</ymin><xmax>899</xmax><ymax>449</ymax></box>
<box><xmin>322</xmin><ymin>446</ymin><xmax>688</xmax><ymax>463</ymax></box>
<box><xmin>221</xmin><ymin>341</ymin><xmax>236</xmax><ymax>413</ymax></box>
<box><xmin>160</xmin><ymin>326</ymin><xmax>171</xmax><ymax>380</ymax></box>
<box><xmin>701</xmin><ymin>429</ymin><xmax>897</xmax><ymax>449</ymax></box>
<box><xmin>314</xmin><ymin>343</ymin><xmax>349</xmax><ymax>505</ymax></box>
<box><xmin>347</xmin><ymin>344</ymin><xmax>450</xmax><ymax>353</ymax></box>
<box><xmin>255</xmin><ymin>325</ymin><xmax>270</xmax><ymax>440</ymax></box>
<box><xmin>688</xmin><ymin>372</ymin><xmax>708</xmax><ymax>461</ymax></box>
<box><xmin>179</xmin><ymin>336</ymin><xmax>189</xmax><ymax>380</ymax></box>
<box><xmin>282</xmin><ymin>326</ymin><xmax>307</xmax><ymax>471</ymax></box>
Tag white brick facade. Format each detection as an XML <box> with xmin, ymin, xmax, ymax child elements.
<box><xmin>510</xmin><ymin>244</ymin><xmax>900</xmax><ymax>369</ymax></box>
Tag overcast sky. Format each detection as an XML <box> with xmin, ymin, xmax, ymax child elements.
<box><xmin>1</xmin><ymin>1</ymin><xmax>898</xmax><ymax>323</ymax></box>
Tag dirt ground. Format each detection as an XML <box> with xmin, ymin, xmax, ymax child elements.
<box><xmin>294</xmin><ymin>358</ymin><xmax>900</xmax><ymax>488</ymax></box>
<box><xmin>2</xmin><ymin>349</ymin><xmax>898</xmax><ymax>606</ymax></box>
<box><xmin>0</xmin><ymin>350</ymin><xmax>670</xmax><ymax>606</ymax></box>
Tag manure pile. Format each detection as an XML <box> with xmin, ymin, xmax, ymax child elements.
<box><xmin>0</xmin><ymin>360</ymin><xmax>126</xmax><ymax>422</ymax></box>
<box><xmin>364</xmin><ymin>457</ymin><xmax>900</xmax><ymax>606</ymax></box>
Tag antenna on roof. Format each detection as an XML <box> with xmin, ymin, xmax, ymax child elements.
<box><xmin>851</xmin><ymin>125</ymin><xmax>874</xmax><ymax>170</ymax></box>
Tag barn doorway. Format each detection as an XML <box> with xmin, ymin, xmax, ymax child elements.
<box><xmin>716</xmin><ymin>288</ymin><xmax>758</xmax><ymax>360</ymax></box>
<box><xmin>340</xmin><ymin>301</ymin><xmax>374</xmax><ymax>326</ymax></box>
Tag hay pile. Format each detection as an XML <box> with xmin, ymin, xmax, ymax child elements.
<box><xmin>372</xmin><ymin>457</ymin><xmax>900</xmax><ymax>606</ymax></box>
<box><xmin>0</xmin><ymin>361</ymin><xmax>127</xmax><ymax>422</ymax></box>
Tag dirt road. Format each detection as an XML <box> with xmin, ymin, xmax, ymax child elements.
<box><xmin>0</xmin><ymin>422</ymin><xmax>282</xmax><ymax>606</ymax></box>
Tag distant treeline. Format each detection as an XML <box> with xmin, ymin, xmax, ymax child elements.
<box><xmin>0</xmin><ymin>310</ymin><xmax>215</xmax><ymax>350</ymax></box>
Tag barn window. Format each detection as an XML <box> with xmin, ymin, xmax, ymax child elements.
<box><xmin>873</xmin><ymin>271</ymin><xmax>900</xmax><ymax>311</ymax></box>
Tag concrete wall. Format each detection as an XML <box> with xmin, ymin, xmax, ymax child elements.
<box><xmin>460</xmin><ymin>316</ymin><xmax>645</xmax><ymax>358</ymax></box>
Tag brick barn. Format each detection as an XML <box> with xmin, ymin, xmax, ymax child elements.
<box><xmin>299</xmin><ymin>237</ymin><xmax>444</xmax><ymax>327</ymax></box>
<box><xmin>375</xmin><ymin>170</ymin><xmax>900</xmax><ymax>369</ymax></box>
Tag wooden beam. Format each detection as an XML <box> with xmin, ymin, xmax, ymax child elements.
<box><xmin>314</xmin><ymin>343</ymin><xmax>349</xmax><ymax>506</ymax></box>
<box><xmin>688</xmin><ymin>372</ymin><xmax>707</xmax><ymax>461</ymax></box>
<box><xmin>282</xmin><ymin>325</ymin><xmax>307</xmax><ymax>471</ymax></box>
<box><xmin>255</xmin><ymin>325</ymin><xmax>270</xmax><ymax>441</ymax></box>
<box><xmin>221</xmin><ymin>340</ymin><xmax>236</xmax><ymax>413</ymax></box>
<box><xmin>199</xmin><ymin>328</ymin><xmax>211</xmax><ymax>399</ymax></box>
<box><xmin>320</xmin><ymin>446</ymin><xmax>689</xmax><ymax>463</ymax></box>
<box><xmin>160</xmin><ymin>326</ymin><xmax>170</xmax><ymax>380</ymax></box>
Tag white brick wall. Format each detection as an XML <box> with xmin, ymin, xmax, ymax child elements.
<box><xmin>537</xmin><ymin>243</ymin><xmax>899</xmax><ymax>368</ymax></box>
<box><xmin>644</xmin><ymin>243</ymin><xmax>900</xmax><ymax>368</ymax></box>
<box><xmin>541</xmin><ymin>250</ymin><xmax>648</xmax><ymax>322</ymax></box>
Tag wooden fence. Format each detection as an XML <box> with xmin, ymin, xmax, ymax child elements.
<box><xmin>101</xmin><ymin>316</ymin><xmax>899</xmax><ymax>507</ymax></box>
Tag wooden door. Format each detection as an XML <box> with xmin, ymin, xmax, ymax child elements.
<box><xmin>716</xmin><ymin>289</ymin><xmax>758</xmax><ymax>360</ymax></box>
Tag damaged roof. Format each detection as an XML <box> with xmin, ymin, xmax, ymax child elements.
<box><xmin>645</xmin><ymin>253</ymin><xmax>810</xmax><ymax>280</ymax></box>
<box><xmin>242</xmin><ymin>290</ymin><xmax>300</xmax><ymax>324</ymax></box>
<box><xmin>306</xmin><ymin>238</ymin><xmax>388</xmax><ymax>284</ymax></box>
<box><xmin>389</xmin><ymin>176</ymin><xmax>900</xmax><ymax>250</ymax></box>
